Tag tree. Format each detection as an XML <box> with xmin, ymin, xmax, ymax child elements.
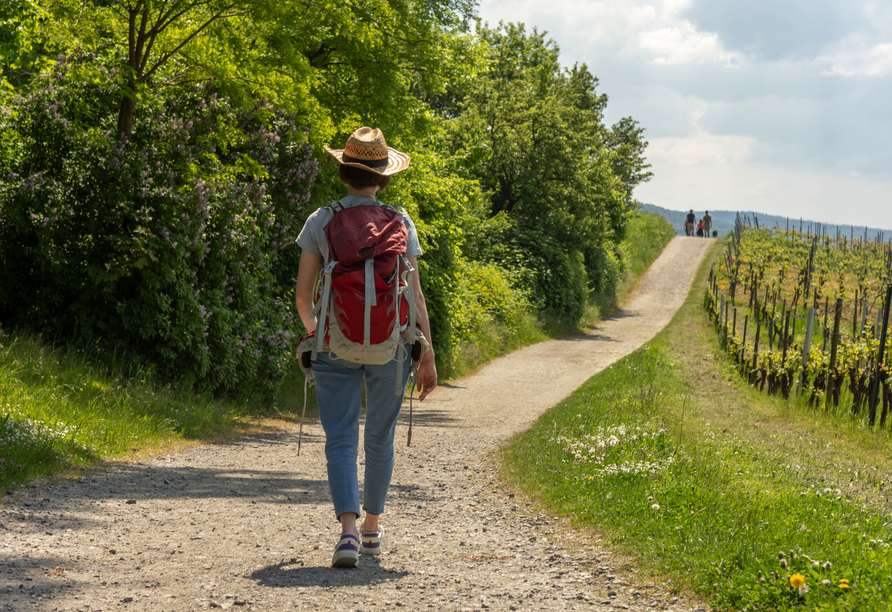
<box><xmin>0</xmin><ymin>0</ymin><xmax>55</xmax><ymax>93</ymax></box>
<box><xmin>446</xmin><ymin>22</ymin><xmax>626</xmax><ymax>252</ymax></box>
<box><xmin>606</xmin><ymin>116</ymin><xmax>653</xmax><ymax>202</ymax></box>
<box><xmin>38</xmin><ymin>0</ymin><xmax>478</xmax><ymax>144</ymax></box>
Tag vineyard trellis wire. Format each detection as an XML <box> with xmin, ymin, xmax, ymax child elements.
<box><xmin>706</xmin><ymin>213</ymin><xmax>892</xmax><ymax>428</ymax></box>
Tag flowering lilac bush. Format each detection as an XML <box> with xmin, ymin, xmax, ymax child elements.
<box><xmin>0</xmin><ymin>52</ymin><xmax>318</xmax><ymax>398</ymax></box>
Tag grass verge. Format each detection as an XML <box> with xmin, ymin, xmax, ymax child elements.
<box><xmin>0</xmin><ymin>329</ymin><xmax>257</xmax><ymax>490</ymax></box>
<box><xmin>500</xmin><ymin>242</ymin><xmax>892</xmax><ymax>611</ymax></box>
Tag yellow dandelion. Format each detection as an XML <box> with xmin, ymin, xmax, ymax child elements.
<box><xmin>838</xmin><ymin>579</ymin><xmax>851</xmax><ymax>589</ymax></box>
<box><xmin>789</xmin><ymin>574</ymin><xmax>806</xmax><ymax>589</ymax></box>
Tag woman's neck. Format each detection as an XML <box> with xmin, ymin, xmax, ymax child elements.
<box><xmin>347</xmin><ymin>186</ymin><xmax>378</xmax><ymax>199</ymax></box>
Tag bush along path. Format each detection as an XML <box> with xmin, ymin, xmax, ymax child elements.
<box><xmin>0</xmin><ymin>237</ymin><xmax>711</xmax><ymax>612</ymax></box>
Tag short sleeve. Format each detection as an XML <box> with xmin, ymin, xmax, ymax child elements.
<box><xmin>401</xmin><ymin>210</ymin><xmax>423</xmax><ymax>257</ymax></box>
<box><xmin>296</xmin><ymin>208</ymin><xmax>331</xmax><ymax>257</ymax></box>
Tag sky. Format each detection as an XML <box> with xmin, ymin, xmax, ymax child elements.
<box><xmin>477</xmin><ymin>0</ymin><xmax>892</xmax><ymax>231</ymax></box>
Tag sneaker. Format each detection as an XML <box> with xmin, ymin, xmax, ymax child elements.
<box><xmin>331</xmin><ymin>534</ymin><xmax>360</xmax><ymax>568</ymax></box>
<box><xmin>360</xmin><ymin>524</ymin><xmax>383</xmax><ymax>555</ymax></box>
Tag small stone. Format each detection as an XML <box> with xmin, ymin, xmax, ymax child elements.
<box><xmin>121</xmin><ymin>596</ymin><xmax>133</xmax><ymax>603</ymax></box>
<box><xmin>125</xmin><ymin>500</ymin><xmax>136</xmax><ymax>505</ymax></box>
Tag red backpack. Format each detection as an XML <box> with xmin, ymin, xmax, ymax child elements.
<box><xmin>296</xmin><ymin>201</ymin><xmax>427</xmax><ymax>377</ymax></box>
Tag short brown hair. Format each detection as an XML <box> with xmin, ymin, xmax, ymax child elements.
<box><xmin>339</xmin><ymin>164</ymin><xmax>392</xmax><ymax>192</ymax></box>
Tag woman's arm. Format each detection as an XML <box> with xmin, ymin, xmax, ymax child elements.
<box><xmin>296</xmin><ymin>250</ymin><xmax>323</xmax><ymax>333</ymax></box>
<box><xmin>409</xmin><ymin>255</ymin><xmax>438</xmax><ymax>401</ymax></box>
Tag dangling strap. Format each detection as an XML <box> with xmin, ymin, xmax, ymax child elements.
<box><xmin>393</xmin><ymin>257</ymin><xmax>407</xmax><ymax>395</ymax></box>
<box><xmin>407</xmin><ymin>368</ymin><xmax>418</xmax><ymax>446</ymax></box>
<box><xmin>313</xmin><ymin>260</ymin><xmax>337</xmax><ymax>359</ymax></box>
<box><xmin>402</xmin><ymin>255</ymin><xmax>418</xmax><ymax>337</ymax></box>
<box><xmin>364</xmin><ymin>258</ymin><xmax>375</xmax><ymax>345</ymax></box>
<box><xmin>298</xmin><ymin>377</ymin><xmax>309</xmax><ymax>456</ymax></box>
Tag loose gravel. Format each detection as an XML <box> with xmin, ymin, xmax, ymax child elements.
<box><xmin>1</xmin><ymin>237</ymin><xmax>712</xmax><ymax>612</ymax></box>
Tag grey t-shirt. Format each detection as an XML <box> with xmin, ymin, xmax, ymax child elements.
<box><xmin>296</xmin><ymin>195</ymin><xmax>422</xmax><ymax>260</ymax></box>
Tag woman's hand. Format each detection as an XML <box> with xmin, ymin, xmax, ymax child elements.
<box><xmin>416</xmin><ymin>352</ymin><xmax>438</xmax><ymax>401</ymax></box>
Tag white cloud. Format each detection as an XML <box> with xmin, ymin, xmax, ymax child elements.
<box><xmin>822</xmin><ymin>43</ymin><xmax>892</xmax><ymax>76</ymax></box>
<box><xmin>636</xmin><ymin>25</ymin><xmax>742</xmax><ymax>65</ymax></box>
<box><xmin>478</xmin><ymin>0</ymin><xmax>742</xmax><ymax>66</ymax></box>
<box><xmin>647</xmin><ymin>133</ymin><xmax>756</xmax><ymax>166</ymax></box>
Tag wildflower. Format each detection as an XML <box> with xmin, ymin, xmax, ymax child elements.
<box><xmin>789</xmin><ymin>573</ymin><xmax>809</xmax><ymax>595</ymax></box>
<box><xmin>838</xmin><ymin>579</ymin><xmax>850</xmax><ymax>589</ymax></box>
<box><xmin>651</xmin><ymin>503</ymin><xmax>660</xmax><ymax>511</ymax></box>
<box><xmin>780</xmin><ymin>559</ymin><xmax>788</xmax><ymax>569</ymax></box>
<box><xmin>822</xmin><ymin>579</ymin><xmax>830</xmax><ymax>586</ymax></box>
<box><xmin>823</xmin><ymin>561</ymin><xmax>832</xmax><ymax>571</ymax></box>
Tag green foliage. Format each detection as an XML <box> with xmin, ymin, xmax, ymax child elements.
<box><xmin>0</xmin><ymin>0</ymin><xmax>55</xmax><ymax>93</ymax></box>
<box><xmin>622</xmin><ymin>209</ymin><xmax>676</xmax><ymax>278</ymax></box>
<box><xmin>584</xmin><ymin>242</ymin><xmax>626</xmax><ymax>296</ymax></box>
<box><xmin>0</xmin><ymin>52</ymin><xmax>318</xmax><ymax>398</ymax></box>
<box><xmin>449</xmin><ymin>257</ymin><xmax>544</xmax><ymax>375</ymax></box>
<box><xmin>712</xmin><ymin>224</ymin><xmax>892</xmax><ymax>419</ymax></box>
<box><xmin>473</xmin><ymin>215</ymin><xmax>588</xmax><ymax>326</ymax></box>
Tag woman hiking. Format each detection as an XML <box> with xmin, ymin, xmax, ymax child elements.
<box><xmin>295</xmin><ymin>127</ymin><xmax>438</xmax><ymax>567</ymax></box>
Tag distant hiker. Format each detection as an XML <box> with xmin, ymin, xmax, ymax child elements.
<box><xmin>295</xmin><ymin>127</ymin><xmax>437</xmax><ymax>568</ymax></box>
<box><xmin>702</xmin><ymin>211</ymin><xmax>712</xmax><ymax>237</ymax></box>
<box><xmin>685</xmin><ymin>209</ymin><xmax>696</xmax><ymax>236</ymax></box>
<box><xmin>696</xmin><ymin>219</ymin><xmax>704</xmax><ymax>237</ymax></box>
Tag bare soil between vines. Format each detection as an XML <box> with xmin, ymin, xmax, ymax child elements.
<box><xmin>2</xmin><ymin>237</ymin><xmax>712</xmax><ymax>612</ymax></box>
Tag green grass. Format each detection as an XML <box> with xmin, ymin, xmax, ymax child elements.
<box><xmin>0</xmin><ymin>329</ymin><xmax>254</xmax><ymax>489</ymax></box>
<box><xmin>500</xmin><ymin>243</ymin><xmax>892</xmax><ymax>611</ymax></box>
<box><xmin>623</xmin><ymin>209</ymin><xmax>678</xmax><ymax>278</ymax></box>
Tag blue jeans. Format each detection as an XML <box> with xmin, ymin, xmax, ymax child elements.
<box><xmin>311</xmin><ymin>352</ymin><xmax>410</xmax><ymax>520</ymax></box>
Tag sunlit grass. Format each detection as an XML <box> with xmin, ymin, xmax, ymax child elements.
<box><xmin>0</xmin><ymin>329</ymin><xmax>250</xmax><ymax>489</ymax></box>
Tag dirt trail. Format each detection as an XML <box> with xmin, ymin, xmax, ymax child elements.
<box><xmin>2</xmin><ymin>237</ymin><xmax>712</xmax><ymax>612</ymax></box>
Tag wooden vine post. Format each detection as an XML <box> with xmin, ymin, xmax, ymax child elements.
<box><xmin>868</xmin><ymin>285</ymin><xmax>892</xmax><ymax>427</ymax></box>
<box><xmin>825</xmin><ymin>298</ymin><xmax>844</xmax><ymax>411</ymax></box>
<box><xmin>797</xmin><ymin>307</ymin><xmax>815</xmax><ymax>396</ymax></box>
<box><xmin>753</xmin><ymin>321</ymin><xmax>762</xmax><ymax>372</ymax></box>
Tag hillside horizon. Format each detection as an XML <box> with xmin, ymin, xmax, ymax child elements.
<box><xmin>640</xmin><ymin>203</ymin><xmax>892</xmax><ymax>240</ymax></box>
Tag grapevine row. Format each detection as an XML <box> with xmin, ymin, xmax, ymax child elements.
<box><xmin>707</xmin><ymin>214</ymin><xmax>892</xmax><ymax>428</ymax></box>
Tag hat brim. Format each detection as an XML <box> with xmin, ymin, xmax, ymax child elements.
<box><xmin>324</xmin><ymin>145</ymin><xmax>410</xmax><ymax>176</ymax></box>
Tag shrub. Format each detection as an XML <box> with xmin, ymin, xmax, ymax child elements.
<box><xmin>0</xmin><ymin>52</ymin><xmax>318</xmax><ymax>399</ymax></box>
<box><xmin>473</xmin><ymin>214</ymin><xmax>589</xmax><ymax>327</ymax></box>
<box><xmin>584</xmin><ymin>242</ymin><xmax>627</xmax><ymax>295</ymax></box>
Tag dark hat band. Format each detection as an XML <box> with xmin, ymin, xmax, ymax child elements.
<box><xmin>342</xmin><ymin>153</ymin><xmax>388</xmax><ymax>169</ymax></box>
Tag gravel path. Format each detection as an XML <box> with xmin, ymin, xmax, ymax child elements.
<box><xmin>1</xmin><ymin>237</ymin><xmax>712</xmax><ymax>612</ymax></box>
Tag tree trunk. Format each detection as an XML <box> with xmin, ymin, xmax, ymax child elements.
<box><xmin>117</xmin><ymin>94</ymin><xmax>136</xmax><ymax>139</ymax></box>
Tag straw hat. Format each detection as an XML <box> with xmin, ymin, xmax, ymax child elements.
<box><xmin>324</xmin><ymin>127</ymin><xmax>410</xmax><ymax>175</ymax></box>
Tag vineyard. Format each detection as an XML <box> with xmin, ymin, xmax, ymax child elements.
<box><xmin>707</xmin><ymin>215</ymin><xmax>892</xmax><ymax>427</ymax></box>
